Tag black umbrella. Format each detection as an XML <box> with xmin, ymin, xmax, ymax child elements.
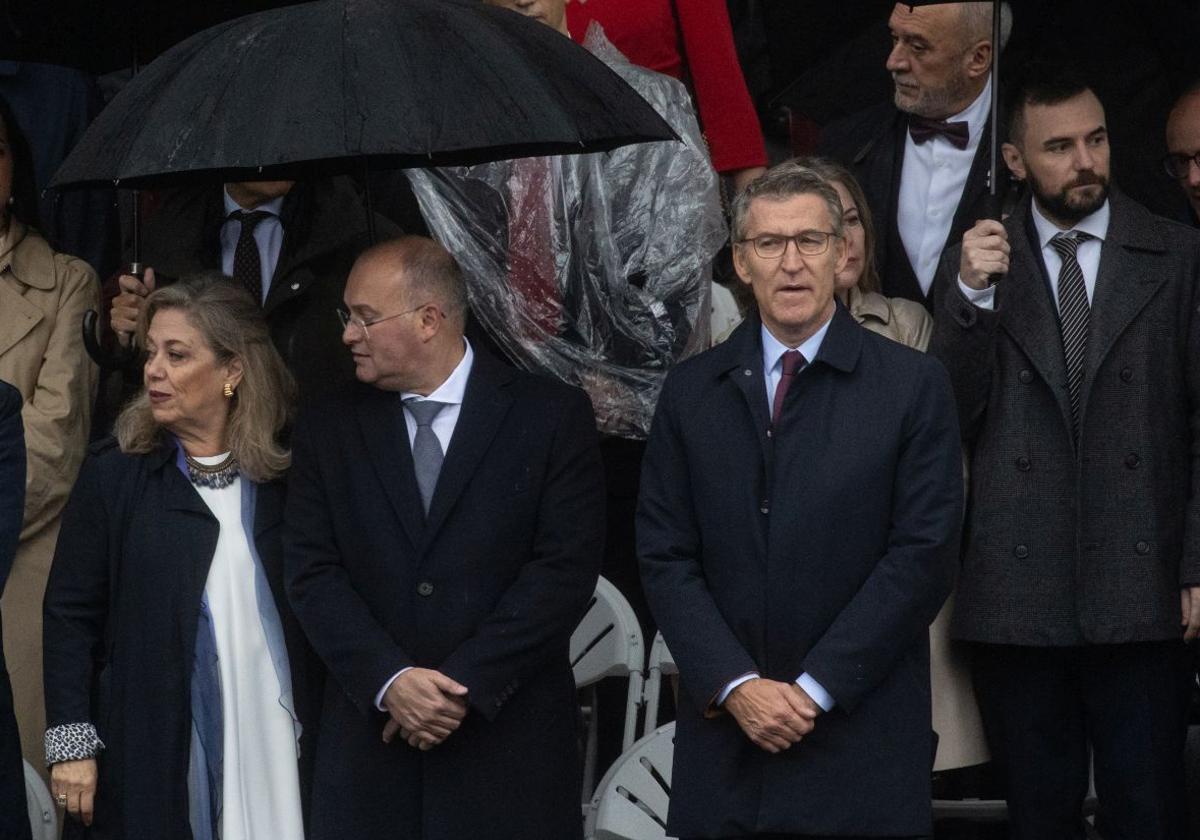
<box><xmin>50</xmin><ymin>0</ymin><xmax>675</xmax><ymax>190</ymax></box>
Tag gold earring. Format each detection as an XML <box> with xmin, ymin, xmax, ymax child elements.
<box><xmin>223</xmin><ymin>382</ymin><xmax>234</xmax><ymax>398</ymax></box>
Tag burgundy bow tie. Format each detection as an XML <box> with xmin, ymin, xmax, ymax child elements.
<box><xmin>909</xmin><ymin>116</ymin><xmax>970</xmax><ymax>150</ymax></box>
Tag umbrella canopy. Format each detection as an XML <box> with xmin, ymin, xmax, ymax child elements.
<box><xmin>51</xmin><ymin>0</ymin><xmax>676</xmax><ymax>188</ymax></box>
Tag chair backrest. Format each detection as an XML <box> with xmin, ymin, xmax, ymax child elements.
<box><xmin>571</xmin><ymin>575</ymin><xmax>645</xmax><ymax>688</ymax></box>
<box><xmin>587</xmin><ymin>722</ymin><xmax>677</xmax><ymax>840</ymax></box>
<box><xmin>641</xmin><ymin>631</ymin><xmax>677</xmax><ymax>736</ymax></box>
<box><xmin>25</xmin><ymin>760</ymin><xmax>58</xmax><ymax>840</ymax></box>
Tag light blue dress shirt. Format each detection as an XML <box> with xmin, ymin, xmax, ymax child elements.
<box><xmin>220</xmin><ymin>189</ymin><xmax>285</xmax><ymax>304</ymax></box>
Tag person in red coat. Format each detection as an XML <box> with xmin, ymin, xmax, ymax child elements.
<box><xmin>566</xmin><ymin>0</ymin><xmax>767</xmax><ymax>190</ymax></box>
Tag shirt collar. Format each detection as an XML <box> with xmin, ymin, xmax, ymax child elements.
<box><xmin>222</xmin><ymin>188</ymin><xmax>286</xmax><ymax>219</ymax></box>
<box><xmin>1031</xmin><ymin>197</ymin><xmax>1111</xmax><ymax>250</ymax></box>
<box><xmin>760</xmin><ymin>313</ymin><xmax>832</xmax><ymax>375</ymax></box>
<box><xmin>402</xmin><ymin>338</ymin><xmax>474</xmax><ymax>407</ymax></box>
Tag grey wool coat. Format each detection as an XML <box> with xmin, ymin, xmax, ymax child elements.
<box><xmin>931</xmin><ymin>190</ymin><xmax>1200</xmax><ymax>646</ymax></box>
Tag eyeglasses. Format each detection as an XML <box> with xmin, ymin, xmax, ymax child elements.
<box><xmin>1162</xmin><ymin>151</ymin><xmax>1200</xmax><ymax>180</ymax></box>
<box><xmin>735</xmin><ymin>230</ymin><xmax>840</xmax><ymax>260</ymax></box>
<box><xmin>336</xmin><ymin>302</ymin><xmax>437</xmax><ymax>343</ymax></box>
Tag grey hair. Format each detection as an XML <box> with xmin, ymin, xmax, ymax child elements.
<box><xmin>961</xmin><ymin>2</ymin><xmax>1013</xmax><ymax>52</ymax></box>
<box><xmin>730</xmin><ymin>162</ymin><xmax>845</xmax><ymax>243</ymax></box>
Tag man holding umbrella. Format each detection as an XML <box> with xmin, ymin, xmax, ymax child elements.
<box><xmin>820</xmin><ymin>1</ymin><xmax>1012</xmax><ymax>311</ymax></box>
<box><xmin>934</xmin><ymin>63</ymin><xmax>1200</xmax><ymax>837</ymax></box>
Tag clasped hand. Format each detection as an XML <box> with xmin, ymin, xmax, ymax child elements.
<box><xmin>381</xmin><ymin>668</ymin><xmax>470</xmax><ymax>751</ymax></box>
<box><xmin>724</xmin><ymin>678</ymin><xmax>820</xmax><ymax>754</ymax></box>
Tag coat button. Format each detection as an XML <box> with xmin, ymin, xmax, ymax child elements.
<box><xmin>290</xmin><ymin>282</ymin><xmax>300</xmax><ymax>291</ymax></box>
<box><xmin>759</xmin><ymin>504</ymin><xmax>769</xmax><ymax>515</ymax></box>
<box><xmin>744</xmin><ymin>369</ymin><xmax>753</xmax><ymax>377</ymax></box>
<box><xmin>417</xmin><ymin>581</ymin><xmax>434</xmax><ymax>596</ymax></box>
<box><xmin>1013</xmin><ymin>544</ymin><xmax>1029</xmax><ymax>559</ymax></box>
<box><xmin>1124</xmin><ymin>453</ymin><xmax>1140</xmax><ymax>469</ymax></box>
<box><xmin>1015</xmin><ymin>456</ymin><xmax>1031</xmax><ymax>472</ymax></box>
<box><xmin>1018</xmin><ymin>369</ymin><xmax>1034</xmax><ymax>384</ymax></box>
<box><xmin>1119</xmin><ymin>367</ymin><xmax>1133</xmax><ymax>383</ymax></box>
<box><xmin>1135</xmin><ymin>541</ymin><xmax>1150</xmax><ymax>555</ymax></box>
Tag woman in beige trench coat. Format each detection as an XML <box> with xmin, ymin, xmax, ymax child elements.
<box><xmin>0</xmin><ymin>95</ymin><xmax>98</xmax><ymax>782</ymax></box>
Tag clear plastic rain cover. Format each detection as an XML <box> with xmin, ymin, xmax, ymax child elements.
<box><xmin>406</xmin><ymin>23</ymin><xmax>727</xmax><ymax>438</ymax></box>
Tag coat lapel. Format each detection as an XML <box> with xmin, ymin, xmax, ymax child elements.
<box><xmin>422</xmin><ymin>352</ymin><xmax>515</xmax><ymax>547</ymax></box>
<box><xmin>999</xmin><ymin>205</ymin><xmax>1074</xmax><ymax>432</ymax></box>
<box><xmin>355</xmin><ymin>386</ymin><xmax>426</xmax><ymax>548</ymax></box>
<box><xmin>719</xmin><ymin>315</ymin><xmax>771</xmax><ymax>458</ymax></box>
<box><xmin>1080</xmin><ymin>194</ymin><xmax>1167</xmax><ymax>420</ymax></box>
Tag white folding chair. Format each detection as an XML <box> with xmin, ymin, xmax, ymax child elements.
<box><xmin>641</xmin><ymin>631</ymin><xmax>677</xmax><ymax>738</ymax></box>
<box><xmin>571</xmin><ymin>576</ymin><xmax>646</xmax><ymax>801</ymax></box>
<box><xmin>24</xmin><ymin>760</ymin><xmax>57</xmax><ymax>840</ymax></box>
<box><xmin>586</xmin><ymin>722</ymin><xmax>677</xmax><ymax>840</ymax></box>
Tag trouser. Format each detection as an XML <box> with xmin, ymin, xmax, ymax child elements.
<box><xmin>972</xmin><ymin>641</ymin><xmax>1192</xmax><ymax>840</ymax></box>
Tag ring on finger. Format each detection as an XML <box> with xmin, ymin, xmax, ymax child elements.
<box><xmin>56</xmin><ymin>793</ymin><xmax>67</xmax><ymax>807</ymax></box>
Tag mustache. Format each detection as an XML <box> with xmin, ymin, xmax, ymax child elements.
<box><xmin>1067</xmin><ymin>172</ymin><xmax>1105</xmax><ymax>189</ymax></box>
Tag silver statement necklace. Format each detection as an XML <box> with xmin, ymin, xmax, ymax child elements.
<box><xmin>185</xmin><ymin>452</ymin><xmax>239</xmax><ymax>489</ymax></box>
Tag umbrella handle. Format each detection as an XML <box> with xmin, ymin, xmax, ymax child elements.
<box><xmin>82</xmin><ymin>309</ymin><xmax>138</xmax><ymax>372</ymax></box>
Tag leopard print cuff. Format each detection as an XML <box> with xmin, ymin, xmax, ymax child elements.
<box><xmin>45</xmin><ymin>723</ymin><xmax>105</xmax><ymax>766</ymax></box>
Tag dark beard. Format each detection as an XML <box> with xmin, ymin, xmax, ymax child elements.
<box><xmin>1030</xmin><ymin>171</ymin><xmax>1110</xmax><ymax>226</ymax></box>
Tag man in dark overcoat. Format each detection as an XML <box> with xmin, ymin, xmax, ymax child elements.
<box><xmin>284</xmin><ymin>236</ymin><xmax>604</xmax><ymax>840</ymax></box>
<box><xmin>0</xmin><ymin>380</ymin><xmax>30</xmax><ymax>840</ymax></box>
<box><xmin>932</xmin><ymin>65</ymin><xmax>1200</xmax><ymax>837</ymax></box>
<box><xmin>637</xmin><ymin>164</ymin><xmax>963</xmax><ymax>838</ymax></box>
<box><xmin>819</xmin><ymin>2</ymin><xmax>1011</xmax><ymax>310</ymax></box>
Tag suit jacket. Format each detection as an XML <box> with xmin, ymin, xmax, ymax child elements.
<box><xmin>135</xmin><ymin>177</ymin><xmax>396</xmax><ymax>402</ymax></box>
<box><xmin>637</xmin><ymin>306</ymin><xmax>963</xmax><ymax>837</ymax></box>
<box><xmin>819</xmin><ymin>101</ymin><xmax>999</xmax><ymax>311</ymax></box>
<box><xmin>284</xmin><ymin>349</ymin><xmax>605</xmax><ymax>840</ymax></box>
<box><xmin>0</xmin><ymin>380</ymin><xmax>30</xmax><ymax>840</ymax></box>
<box><xmin>42</xmin><ymin>440</ymin><xmax>321</xmax><ymax>840</ymax></box>
<box><xmin>932</xmin><ymin>191</ymin><xmax>1200</xmax><ymax>645</ymax></box>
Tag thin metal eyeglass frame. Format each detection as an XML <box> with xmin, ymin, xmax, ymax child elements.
<box><xmin>734</xmin><ymin>230</ymin><xmax>840</xmax><ymax>260</ymax></box>
<box><xmin>336</xmin><ymin>302</ymin><xmax>435</xmax><ymax>343</ymax></box>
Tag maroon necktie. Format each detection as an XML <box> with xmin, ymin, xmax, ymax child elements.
<box><xmin>908</xmin><ymin>116</ymin><xmax>970</xmax><ymax>151</ymax></box>
<box><xmin>771</xmin><ymin>350</ymin><xmax>806</xmax><ymax>425</ymax></box>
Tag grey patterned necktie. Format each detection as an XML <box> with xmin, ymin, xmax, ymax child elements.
<box><xmin>231</xmin><ymin>210</ymin><xmax>272</xmax><ymax>305</ymax></box>
<box><xmin>1049</xmin><ymin>231</ymin><xmax>1094</xmax><ymax>437</ymax></box>
<box><xmin>404</xmin><ymin>399</ymin><xmax>448</xmax><ymax>513</ymax></box>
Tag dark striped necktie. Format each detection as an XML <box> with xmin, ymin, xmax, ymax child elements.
<box><xmin>1049</xmin><ymin>231</ymin><xmax>1094</xmax><ymax>438</ymax></box>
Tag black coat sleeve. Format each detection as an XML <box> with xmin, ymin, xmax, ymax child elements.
<box><xmin>928</xmin><ymin>244</ymin><xmax>1002</xmax><ymax>446</ymax></box>
<box><xmin>42</xmin><ymin>453</ymin><xmax>112</xmax><ymax>728</ymax></box>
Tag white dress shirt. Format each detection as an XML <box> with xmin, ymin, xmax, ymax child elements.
<box><xmin>715</xmin><ymin>318</ymin><xmax>837</xmax><ymax>713</ymax></box>
<box><xmin>898</xmin><ymin>76</ymin><xmax>993</xmax><ymax>297</ymax></box>
<box><xmin>220</xmin><ymin>189</ymin><xmax>285</xmax><ymax>304</ymax></box>
<box><xmin>375</xmin><ymin>339</ymin><xmax>475</xmax><ymax>710</ymax></box>
<box><xmin>957</xmin><ymin>199</ymin><xmax>1110</xmax><ymax>311</ymax></box>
